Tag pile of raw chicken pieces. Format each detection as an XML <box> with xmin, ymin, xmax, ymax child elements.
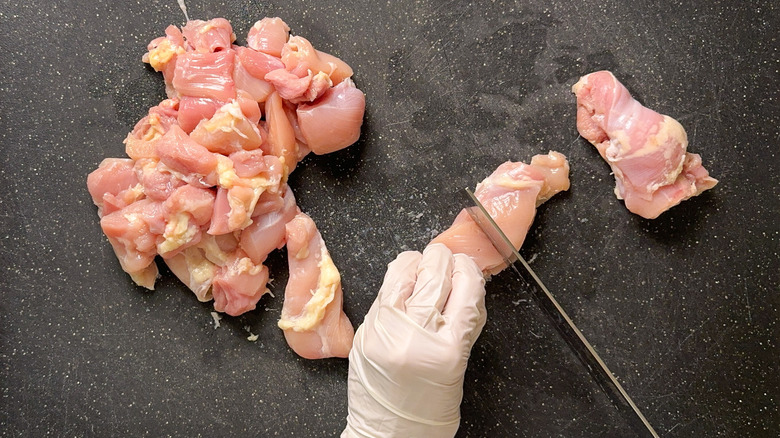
<box><xmin>87</xmin><ymin>18</ymin><xmax>362</xmax><ymax>359</ymax></box>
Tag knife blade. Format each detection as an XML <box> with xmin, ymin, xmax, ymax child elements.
<box><xmin>461</xmin><ymin>188</ymin><xmax>659</xmax><ymax>438</ymax></box>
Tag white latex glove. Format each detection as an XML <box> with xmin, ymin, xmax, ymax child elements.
<box><xmin>342</xmin><ymin>243</ymin><xmax>487</xmax><ymax>438</ymax></box>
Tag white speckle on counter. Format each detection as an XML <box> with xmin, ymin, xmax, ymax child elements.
<box><xmin>210</xmin><ymin>312</ymin><xmax>222</xmax><ymax>329</ymax></box>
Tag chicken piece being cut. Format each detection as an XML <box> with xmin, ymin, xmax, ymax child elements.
<box><xmin>572</xmin><ymin>70</ymin><xmax>718</xmax><ymax>219</ymax></box>
<box><xmin>430</xmin><ymin>151</ymin><xmax>570</xmax><ymax>276</ymax></box>
<box><xmin>278</xmin><ymin>212</ymin><xmax>354</xmax><ymax>359</ymax></box>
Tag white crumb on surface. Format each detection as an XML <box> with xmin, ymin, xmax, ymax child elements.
<box><xmin>210</xmin><ymin>312</ymin><xmax>222</xmax><ymax>329</ymax></box>
<box><xmin>177</xmin><ymin>0</ymin><xmax>189</xmax><ymax>21</ymax></box>
<box><xmin>243</xmin><ymin>325</ymin><xmax>259</xmax><ymax>342</ymax></box>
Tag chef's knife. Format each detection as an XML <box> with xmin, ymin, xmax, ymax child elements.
<box><xmin>461</xmin><ymin>188</ymin><xmax>659</xmax><ymax>438</ymax></box>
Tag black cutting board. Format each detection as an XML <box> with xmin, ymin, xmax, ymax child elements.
<box><xmin>1</xmin><ymin>0</ymin><xmax>778</xmax><ymax>436</ymax></box>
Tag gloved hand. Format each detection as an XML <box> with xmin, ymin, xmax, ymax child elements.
<box><xmin>342</xmin><ymin>243</ymin><xmax>487</xmax><ymax>438</ymax></box>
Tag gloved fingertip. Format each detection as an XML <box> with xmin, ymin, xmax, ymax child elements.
<box><xmin>387</xmin><ymin>251</ymin><xmax>422</xmax><ymax>273</ymax></box>
<box><xmin>375</xmin><ymin>251</ymin><xmax>422</xmax><ymax>309</ymax></box>
<box><xmin>417</xmin><ymin>244</ymin><xmax>453</xmax><ymax>280</ymax></box>
<box><xmin>442</xmin><ymin>254</ymin><xmax>487</xmax><ymax>339</ymax></box>
<box><xmin>404</xmin><ymin>244</ymin><xmax>455</xmax><ymax>326</ymax></box>
<box><xmin>423</xmin><ymin>242</ymin><xmax>453</xmax><ymax>260</ymax></box>
<box><xmin>452</xmin><ymin>253</ymin><xmax>484</xmax><ymax>285</ymax></box>
<box><xmin>397</xmin><ymin>250</ymin><xmax>424</xmax><ymax>259</ymax></box>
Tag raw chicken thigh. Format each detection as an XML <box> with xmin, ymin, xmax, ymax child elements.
<box><xmin>431</xmin><ymin>151</ymin><xmax>570</xmax><ymax>276</ymax></box>
<box><xmin>279</xmin><ymin>213</ymin><xmax>355</xmax><ymax>359</ymax></box>
<box><xmin>87</xmin><ymin>17</ymin><xmax>364</xmax><ymax>358</ymax></box>
<box><xmin>572</xmin><ymin>71</ymin><xmax>718</xmax><ymax>219</ymax></box>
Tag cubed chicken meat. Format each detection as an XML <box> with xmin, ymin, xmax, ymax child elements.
<box><xmin>88</xmin><ymin>16</ymin><xmax>364</xmax><ymax>347</ymax></box>
<box><xmin>246</xmin><ymin>17</ymin><xmax>290</xmax><ymax>57</ymax></box>
<box><xmin>181</xmin><ymin>18</ymin><xmax>235</xmax><ymax>54</ymax></box>
<box><xmin>296</xmin><ymin>79</ymin><xmax>365</xmax><ymax>155</ymax></box>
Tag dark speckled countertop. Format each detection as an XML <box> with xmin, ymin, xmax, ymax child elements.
<box><xmin>1</xmin><ymin>0</ymin><xmax>778</xmax><ymax>436</ymax></box>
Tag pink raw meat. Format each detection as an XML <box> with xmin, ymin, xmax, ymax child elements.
<box><xmin>264</xmin><ymin>68</ymin><xmax>312</xmax><ymax>101</ymax></box>
<box><xmin>235</xmin><ymin>46</ymin><xmax>286</xmax><ymax>79</ymax></box>
<box><xmin>177</xmin><ymin>97</ymin><xmax>225</xmax><ymax>134</ymax></box>
<box><xmin>246</xmin><ymin>17</ymin><xmax>290</xmax><ymax>57</ymax></box>
<box><xmin>156</xmin><ymin>185</ymin><xmax>216</xmax><ymax>259</ymax></box>
<box><xmin>87</xmin><ymin>158</ymin><xmax>141</xmax><ymax>216</ymax></box>
<box><xmin>228</xmin><ymin>149</ymin><xmax>267</xmax><ymax>177</ymax></box>
<box><xmin>264</xmin><ymin>91</ymin><xmax>299</xmax><ymax>174</ymax></box>
<box><xmin>281</xmin><ymin>36</ymin><xmax>353</xmax><ymax>85</ymax></box>
<box><xmin>173</xmin><ymin>51</ymin><xmax>236</xmax><ymax>101</ymax></box>
<box><xmin>164</xmin><ymin>233</ymin><xmax>240</xmax><ymax>303</ymax></box>
<box><xmin>212</xmin><ymin>250</ymin><xmax>270</xmax><ymax>316</ymax></box>
<box><xmin>124</xmin><ymin>98</ymin><xmax>179</xmax><ymax>160</ymax></box>
<box><xmin>165</xmin><ymin>247</ymin><xmax>215</xmax><ymax>302</ymax></box>
<box><xmin>155</xmin><ymin>125</ymin><xmax>219</xmax><ymax>187</ymax></box>
<box><xmin>296</xmin><ymin>79</ymin><xmax>365</xmax><ymax>154</ymax></box>
<box><xmin>142</xmin><ymin>25</ymin><xmax>185</xmax><ymax>97</ymax></box>
<box><xmin>278</xmin><ymin>212</ymin><xmax>354</xmax><ymax>359</ymax></box>
<box><xmin>431</xmin><ymin>151</ymin><xmax>570</xmax><ymax>276</ymax></box>
<box><xmin>181</xmin><ymin>18</ymin><xmax>235</xmax><ymax>53</ymax></box>
<box><xmin>233</xmin><ymin>59</ymin><xmax>274</xmax><ymax>103</ymax></box>
<box><xmin>239</xmin><ymin>185</ymin><xmax>297</xmax><ymax>263</ymax></box>
<box><xmin>134</xmin><ymin>158</ymin><xmax>186</xmax><ymax>202</ymax></box>
<box><xmin>100</xmin><ymin>199</ymin><xmax>166</xmax><ymax>289</ymax></box>
<box><xmin>189</xmin><ymin>101</ymin><xmax>265</xmax><ymax>154</ymax></box>
<box><xmin>208</xmin><ymin>185</ymin><xmax>258</xmax><ymax>235</ymax></box>
<box><xmin>573</xmin><ymin>71</ymin><xmax>718</xmax><ymax>219</ymax></box>
<box><xmin>208</xmin><ymin>152</ymin><xmax>285</xmax><ymax>236</ymax></box>
<box><xmin>91</xmin><ymin>16</ymin><xmax>365</xmax><ymax>333</ymax></box>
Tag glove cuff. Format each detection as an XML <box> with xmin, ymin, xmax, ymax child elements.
<box><xmin>342</xmin><ymin>410</ymin><xmax>460</xmax><ymax>438</ymax></box>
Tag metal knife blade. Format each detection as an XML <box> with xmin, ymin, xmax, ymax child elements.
<box><xmin>461</xmin><ymin>188</ymin><xmax>659</xmax><ymax>438</ymax></box>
